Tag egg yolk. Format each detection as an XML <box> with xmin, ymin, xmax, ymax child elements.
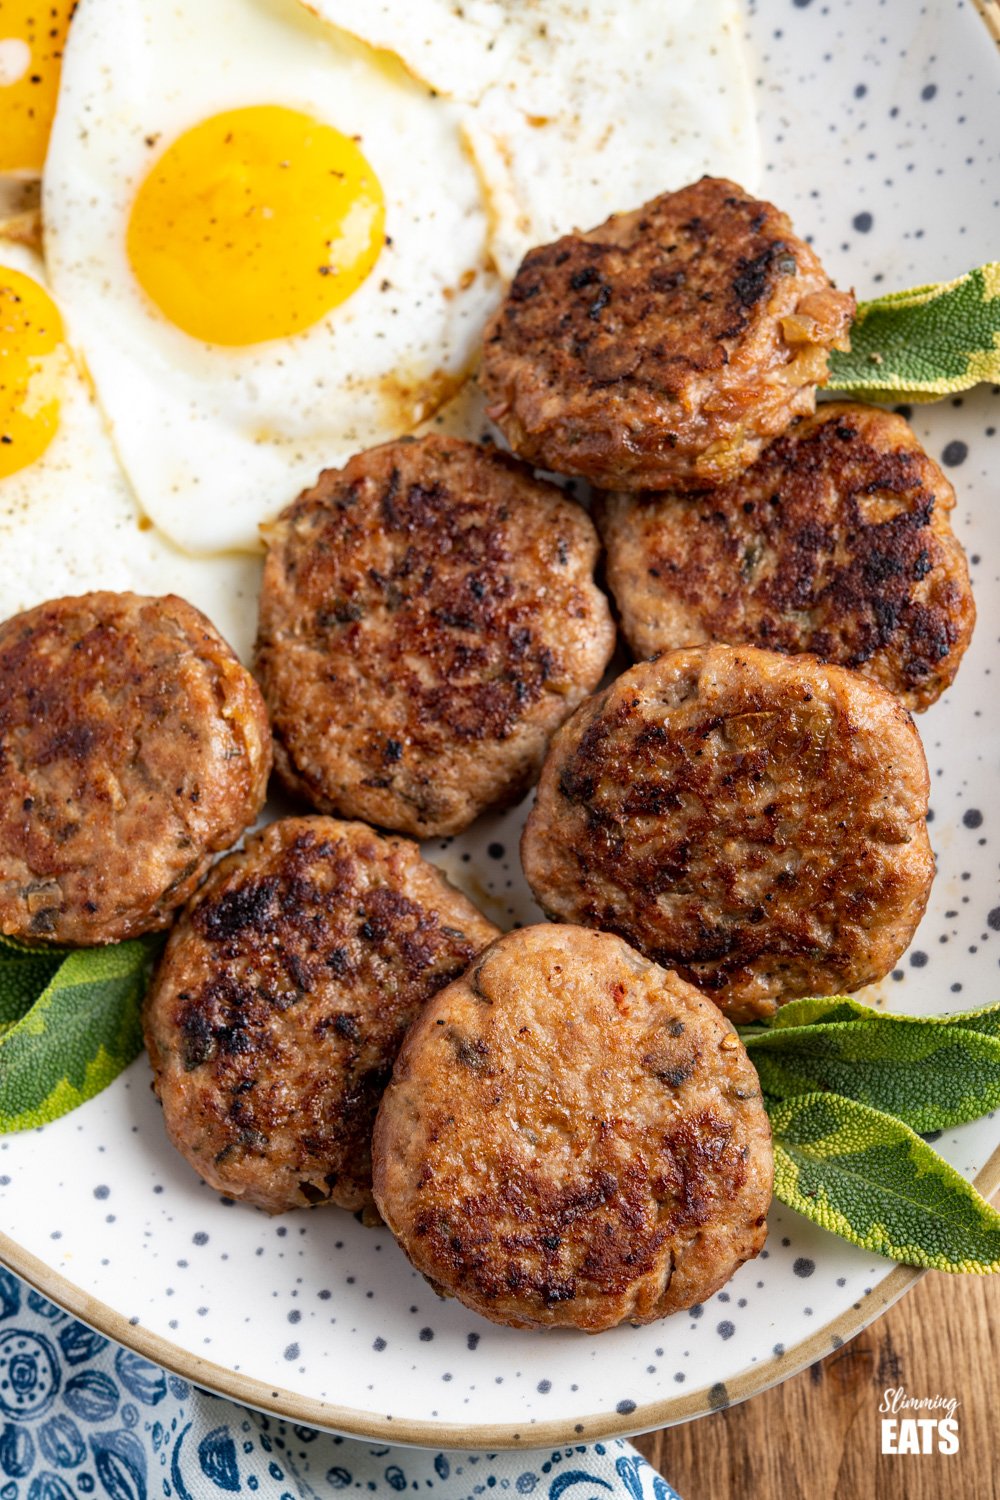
<box><xmin>126</xmin><ymin>105</ymin><xmax>386</xmax><ymax>346</ymax></box>
<box><xmin>0</xmin><ymin>0</ymin><xmax>75</xmax><ymax>174</ymax></box>
<box><xmin>0</xmin><ymin>265</ymin><xmax>65</xmax><ymax>479</ymax></box>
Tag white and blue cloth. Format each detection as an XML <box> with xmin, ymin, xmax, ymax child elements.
<box><xmin>0</xmin><ymin>1271</ymin><xmax>682</xmax><ymax>1500</ymax></box>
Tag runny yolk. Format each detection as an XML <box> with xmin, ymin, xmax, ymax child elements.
<box><xmin>0</xmin><ymin>0</ymin><xmax>76</xmax><ymax>174</ymax></box>
<box><xmin>126</xmin><ymin>104</ymin><xmax>386</xmax><ymax>346</ymax></box>
<box><xmin>0</xmin><ymin>265</ymin><xmax>65</xmax><ymax>479</ymax></box>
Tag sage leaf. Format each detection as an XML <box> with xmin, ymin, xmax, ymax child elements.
<box><xmin>929</xmin><ymin>1003</ymin><xmax>1000</xmax><ymax>1041</ymax></box>
<box><xmin>827</xmin><ymin>261</ymin><xmax>1000</xmax><ymax>402</ymax></box>
<box><xmin>759</xmin><ymin>994</ymin><xmax>878</xmax><ymax>1030</ymax></box>
<box><xmin>757</xmin><ymin>993</ymin><xmax>1000</xmax><ymax>1040</ymax></box>
<box><xmin>0</xmin><ymin>935</ymin><xmax>161</xmax><ymax>1132</ymax></box>
<box><xmin>769</xmin><ymin>1092</ymin><xmax>1000</xmax><ymax>1272</ymax></box>
<box><xmin>0</xmin><ymin>937</ymin><xmax>64</xmax><ymax>1028</ymax></box>
<box><xmin>747</xmin><ymin>1019</ymin><xmax>1000</xmax><ymax>1131</ymax></box>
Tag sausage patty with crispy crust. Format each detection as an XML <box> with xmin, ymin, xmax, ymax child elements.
<box><xmin>597</xmin><ymin>402</ymin><xmax>975</xmax><ymax>711</ymax></box>
<box><xmin>480</xmin><ymin>177</ymin><xmax>855</xmax><ymax>493</ymax></box>
<box><xmin>254</xmin><ymin>435</ymin><xmax>615</xmax><ymax>839</ymax></box>
<box><xmin>521</xmin><ymin>645</ymin><xmax>933</xmax><ymax>1022</ymax></box>
<box><xmin>373</xmin><ymin>923</ymin><xmax>772</xmax><ymax>1332</ymax></box>
<box><xmin>144</xmin><ymin>816</ymin><xmax>499</xmax><ymax>1216</ymax></box>
<box><xmin>0</xmin><ymin>591</ymin><xmax>270</xmax><ymax>946</ymax></box>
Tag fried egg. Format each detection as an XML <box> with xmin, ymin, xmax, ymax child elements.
<box><xmin>0</xmin><ymin>0</ymin><xmax>75</xmax><ymax>176</ymax></box>
<box><xmin>300</xmin><ymin>0</ymin><xmax>510</xmax><ymax>105</ymax></box>
<box><xmin>0</xmin><ymin>238</ymin><xmax>260</xmax><ymax>658</ymax></box>
<box><xmin>42</xmin><ymin>0</ymin><xmax>499</xmax><ymax>555</ymax></box>
<box><xmin>299</xmin><ymin>0</ymin><xmax>760</xmax><ymax>278</ymax></box>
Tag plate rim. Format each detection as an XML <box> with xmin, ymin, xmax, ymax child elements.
<box><xmin>2</xmin><ymin>1140</ymin><xmax>998</xmax><ymax>1448</ymax></box>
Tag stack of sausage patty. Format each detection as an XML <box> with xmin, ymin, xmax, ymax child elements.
<box><xmin>0</xmin><ymin>178</ymin><xmax>974</xmax><ymax>1333</ymax></box>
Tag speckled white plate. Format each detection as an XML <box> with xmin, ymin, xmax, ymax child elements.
<box><xmin>3</xmin><ymin>0</ymin><xmax>1000</xmax><ymax>1449</ymax></box>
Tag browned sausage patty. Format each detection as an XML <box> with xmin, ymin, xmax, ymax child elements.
<box><xmin>480</xmin><ymin>177</ymin><xmax>855</xmax><ymax>493</ymax></box>
<box><xmin>597</xmin><ymin>402</ymin><xmax>975</xmax><ymax>711</ymax></box>
<box><xmin>0</xmin><ymin>592</ymin><xmax>271</xmax><ymax>945</ymax></box>
<box><xmin>373</xmin><ymin>923</ymin><xmax>772</xmax><ymax>1332</ymax></box>
<box><xmin>254</xmin><ymin>435</ymin><xmax>616</xmax><ymax>839</ymax></box>
<box><xmin>520</xmin><ymin>646</ymin><xmax>933</xmax><ymax>1022</ymax></box>
<box><xmin>144</xmin><ymin>816</ymin><xmax>499</xmax><ymax>1215</ymax></box>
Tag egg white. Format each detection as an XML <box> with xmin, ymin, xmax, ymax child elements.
<box><xmin>0</xmin><ymin>239</ymin><xmax>261</xmax><ymax>659</ymax></box>
<box><xmin>466</xmin><ymin>0</ymin><xmax>761</xmax><ymax>278</ymax></box>
<box><xmin>42</xmin><ymin>0</ymin><xmax>500</xmax><ymax>556</ymax></box>
<box><xmin>300</xmin><ymin>0</ymin><xmax>511</xmax><ymax>104</ymax></box>
<box><xmin>299</xmin><ymin>0</ymin><xmax>761</xmax><ymax>279</ymax></box>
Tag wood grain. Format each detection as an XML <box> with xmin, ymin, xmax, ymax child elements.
<box><xmin>634</xmin><ymin>1272</ymin><xmax>999</xmax><ymax>1500</ymax></box>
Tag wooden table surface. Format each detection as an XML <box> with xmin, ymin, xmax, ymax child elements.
<box><xmin>634</xmin><ymin>1272</ymin><xmax>999</xmax><ymax>1500</ymax></box>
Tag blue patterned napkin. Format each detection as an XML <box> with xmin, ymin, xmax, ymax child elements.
<box><xmin>0</xmin><ymin>1270</ymin><xmax>681</xmax><ymax>1500</ymax></box>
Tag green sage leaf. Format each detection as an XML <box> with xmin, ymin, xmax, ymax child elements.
<box><xmin>928</xmin><ymin>1003</ymin><xmax>1000</xmax><ymax>1041</ymax></box>
<box><xmin>747</xmin><ymin>1018</ymin><xmax>1000</xmax><ymax>1131</ymax></box>
<box><xmin>760</xmin><ymin>994</ymin><xmax>878</xmax><ymax>1029</ymax></box>
<box><xmin>756</xmin><ymin>993</ymin><xmax>1000</xmax><ymax>1040</ymax></box>
<box><xmin>0</xmin><ymin>940</ymin><xmax>64</xmax><ymax>1027</ymax></box>
<box><xmin>827</xmin><ymin>261</ymin><xmax>1000</xmax><ymax>402</ymax></box>
<box><xmin>769</xmin><ymin>1092</ymin><xmax>1000</xmax><ymax>1272</ymax></box>
<box><xmin>0</xmin><ymin>935</ymin><xmax>162</xmax><ymax>1132</ymax></box>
